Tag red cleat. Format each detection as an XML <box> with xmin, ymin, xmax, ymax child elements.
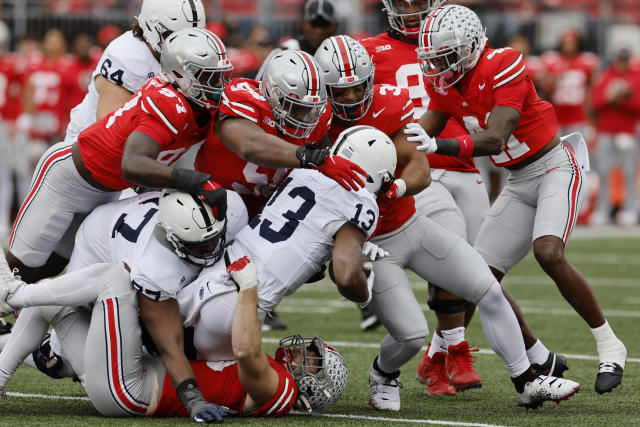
<box><xmin>416</xmin><ymin>346</ymin><xmax>456</xmax><ymax>396</ymax></box>
<box><xmin>445</xmin><ymin>341</ymin><xmax>482</xmax><ymax>391</ymax></box>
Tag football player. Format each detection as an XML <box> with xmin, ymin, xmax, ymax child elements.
<box><xmin>7</xmin><ymin>28</ymin><xmax>232</xmax><ymax>284</ymax></box>
<box><xmin>316</xmin><ymin>36</ymin><xmax>582</xmax><ymax>411</ymax></box>
<box><xmin>183</xmin><ymin>126</ymin><xmax>389</xmax><ymax>363</ymax></box>
<box><xmin>0</xmin><ymin>252</ymin><xmax>347</xmax><ymax>419</ymax></box>
<box><xmin>413</xmin><ymin>4</ymin><xmax>626</xmax><ymax>394</ymax></box>
<box><xmin>361</xmin><ymin>0</ymin><xmax>487</xmax><ymax>393</ymax></box>
<box><xmin>195</xmin><ymin>48</ymin><xmax>368</xmax><ymax>219</ymax></box>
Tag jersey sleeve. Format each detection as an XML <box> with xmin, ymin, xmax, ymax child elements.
<box><xmin>425</xmin><ymin>85</ymin><xmax>451</xmax><ymax>115</ymax></box>
<box><xmin>492</xmin><ymin>48</ymin><xmax>526</xmax><ymax>90</ymax></box>
<box><xmin>493</xmin><ymin>78</ymin><xmax>531</xmax><ymax>113</ymax></box>
<box><xmin>133</xmin><ymin>113</ymin><xmax>176</xmax><ymax>146</ymax></box>
<box><xmin>252</xmin><ymin>358</ymin><xmax>297</xmax><ymax>417</ymax></box>
<box><xmin>97</xmin><ymin>35</ymin><xmax>154</xmax><ymax>93</ymax></box>
<box><xmin>307</xmin><ymin>103</ymin><xmax>332</xmax><ymax>142</ymax></box>
<box><xmin>139</xmin><ymin>84</ymin><xmax>189</xmax><ymax>143</ymax></box>
<box><xmin>219</xmin><ymin>79</ymin><xmax>263</xmax><ymax>124</ymax></box>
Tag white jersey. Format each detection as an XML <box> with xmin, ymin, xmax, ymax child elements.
<box><xmin>67</xmin><ymin>191</ymin><xmax>248</xmax><ymax>301</ymax></box>
<box><xmin>185</xmin><ymin>169</ymin><xmax>379</xmax><ymax>315</ymax></box>
<box><xmin>64</xmin><ymin>31</ymin><xmax>160</xmax><ymax>144</ymax></box>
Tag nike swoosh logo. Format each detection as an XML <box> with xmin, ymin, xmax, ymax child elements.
<box><xmin>476</xmin><ymin>180</ymin><xmax>483</xmax><ymax>184</ymax></box>
<box><xmin>545</xmin><ymin>166</ymin><xmax>560</xmax><ymax>173</ymax></box>
<box><xmin>479</xmin><ymin>82</ymin><xmax>486</xmax><ymax>90</ymax></box>
<box><xmin>372</xmin><ymin>108</ymin><xmax>386</xmax><ymax>118</ymax></box>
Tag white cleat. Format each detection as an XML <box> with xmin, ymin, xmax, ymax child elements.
<box><xmin>0</xmin><ymin>252</ymin><xmax>22</xmax><ymax>316</ymax></box>
<box><xmin>368</xmin><ymin>364</ymin><xmax>401</xmax><ymax>411</ymax></box>
<box><xmin>517</xmin><ymin>375</ymin><xmax>580</xmax><ymax>409</ymax></box>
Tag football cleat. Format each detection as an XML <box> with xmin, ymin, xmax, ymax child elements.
<box><xmin>360</xmin><ymin>304</ymin><xmax>381</xmax><ymax>331</ymax></box>
<box><xmin>595</xmin><ymin>362</ymin><xmax>624</xmax><ymax>394</ymax></box>
<box><xmin>261</xmin><ymin>311</ymin><xmax>287</xmax><ymax>331</ymax></box>
<box><xmin>416</xmin><ymin>348</ymin><xmax>456</xmax><ymax>396</ymax></box>
<box><xmin>531</xmin><ymin>352</ymin><xmax>569</xmax><ymax>378</ymax></box>
<box><xmin>517</xmin><ymin>375</ymin><xmax>580</xmax><ymax>409</ymax></box>
<box><xmin>369</xmin><ymin>363</ymin><xmax>402</xmax><ymax>411</ymax></box>
<box><xmin>0</xmin><ymin>252</ymin><xmax>23</xmax><ymax>316</ymax></box>
<box><xmin>445</xmin><ymin>341</ymin><xmax>482</xmax><ymax>391</ymax></box>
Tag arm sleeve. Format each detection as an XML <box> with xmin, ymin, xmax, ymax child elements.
<box><xmin>133</xmin><ymin>113</ymin><xmax>175</xmax><ymax>147</ymax></box>
<box><xmin>493</xmin><ymin>78</ymin><xmax>531</xmax><ymax>113</ymax></box>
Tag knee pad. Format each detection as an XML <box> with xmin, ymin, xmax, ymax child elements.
<box><xmin>428</xmin><ymin>285</ymin><xmax>469</xmax><ymax>314</ymax></box>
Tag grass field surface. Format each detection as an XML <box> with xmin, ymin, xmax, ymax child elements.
<box><xmin>1</xmin><ymin>230</ymin><xmax>639</xmax><ymax>426</ymax></box>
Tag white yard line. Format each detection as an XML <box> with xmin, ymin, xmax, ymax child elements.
<box><xmin>262</xmin><ymin>338</ymin><xmax>640</xmax><ymax>363</ymax></box>
<box><xmin>572</xmin><ymin>226</ymin><xmax>640</xmax><ymax>239</ymax></box>
<box><xmin>4</xmin><ymin>392</ymin><xmax>511</xmax><ymax>426</ymax></box>
<box><xmin>292</xmin><ymin>411</ymin><xmax>512</xmax><ymax>426</ymax></box>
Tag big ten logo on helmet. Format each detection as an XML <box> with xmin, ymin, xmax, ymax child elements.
<box><xmin>263</xmin><ymin>116</ymin><xmax>276</xmax><ymax>128</ymax></box>
<box><xmin>375</xmin><ymin>44</ymin><xmax>392</xmax><ymax>52</ymax></box>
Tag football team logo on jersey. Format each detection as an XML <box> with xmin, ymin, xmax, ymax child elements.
<box><xmin>375</xmin><ymin>44</ymin><xmax>392</xmax><ymax>52</ymax></box>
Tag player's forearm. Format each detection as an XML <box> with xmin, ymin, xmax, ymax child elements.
<box><xmin>232</xmin><ymin>287</ymin><xmax>262</xmax><ymax>363</ymax></box>
<box><xmin>121</xmin><ymin>155</ymin><xmax>174</xmax><ymax>188</ymax></box>
<box><xmin>435</xmin><ymin>132</ymin><xmax>505</xmax><ymax>157</ymax></box>
<box><xmin>233</xmin><ymin>134</ymin><xmax>301</xmax><ymax>169</ymax></box>
<box><xmin>330</xmin><ymin>258</ymin><xmax>369</xmax><ymax>303</ymax></box>
<box><xmin>398</xmin><ymin>156</ymin><xmax>431</xmax><ymax>195</ymax></box>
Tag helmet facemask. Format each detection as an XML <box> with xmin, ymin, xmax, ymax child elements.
<box><xmin>266</xmin><ymin>84</ymin><xmax>326</xmax><ymax>139</ymax></box>
<box><xmin>417</xmin><ymin>44</ymin><xmax>469</xmax><ymax>91</ymax></box>
<box><xmin>327</xmin><ymin>71</ymin><xmax>374</xmax><ymax>123</ymax></box>
<box><xmin>163</xmin><ymin>220</ymin><xmax>226</xmax><ymax>267</ymax></box>
<box><xmin>382</xmin><ymin>0</ymin><xmax>442</xmax><ymax>38</ymax></box>
<box><xmin>179</xmin><ymin>61</ymin><xmax>233</xmax><ymax>109</ymax></box>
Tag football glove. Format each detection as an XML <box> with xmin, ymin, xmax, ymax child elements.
<box><xmin>361</xmin><ymin>241</ymin><xmax>389</xmax><ymax>262</ymax></box>
<box><xmin>358</xmin><ymin>262</ymin><xmax>374</xmax><ymax>309</ymax></box>
<box><xmin>382</xmin><ymin>179</ymin><xmax>406</xmax><ymax>200</ymax></box>
<box><xmin>170</xmin><ymin>168</ymin><xmax>227</xmax><ymax>220</ymax></box>
<box><xmin>405</xmin><ymin>122</ymin><xmax>437</xmax><ymax>154</ymax></box>
<box><xmin>177</xmin><ymin>379</ymin><xmax>232</xmax><ymax>423</ymax></box>
<box><xmin>227</xmin><ymin>256</ymin><xmax>258</xmax><ymax>291</ymax></box>
<box><xmin>296</xmin><ymin>144</ymin><xmax>368</xmax><ymax>191</ymax></box>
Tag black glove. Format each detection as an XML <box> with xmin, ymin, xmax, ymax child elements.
<box><xmin>31</xmin><ymin>333</ymin><xmax>65</xmax><ymax>379</ymax></box>
<box><xmin>170</xmin><ymin>168</ymin><xmax>227</xmax><ymax>220</ymax></box>
<box><xmin>296</xmin><ymin>143</ymin><xmax>330</xmax><ymax>169</ymax></box>
<box><xmin>177</xmin><ymin>379</ymin><xmax>230</xmax><ymax>423</ymax></box>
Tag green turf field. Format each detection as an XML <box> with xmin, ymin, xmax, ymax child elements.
<box><xmin>1</xmin><ymin>230</ymin><xmax>639</xmax><ymax>426</ymax></box>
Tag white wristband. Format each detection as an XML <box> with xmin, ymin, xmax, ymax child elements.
<box><xmin>394</xmin><ymin>179</ymin><xmax>407</xmax><ymax>198</ymax></box>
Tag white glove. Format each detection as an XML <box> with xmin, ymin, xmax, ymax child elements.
<box><xmin>358</xmin><ymin>262</ymin><xmax>375</xmax><ymax>309</ymax></box>
<box><xmin>362</xmin><ymin>241</ymin><xmax>389</xmax><ymax>262</ymax></box>
<box><xmin>405</xmin><ymin>122</ymin><xmax>437</xmax><ymax>154</ymax></box>
<box><xmin>226</xmin><ymin>256</ymin><xmax>258</xmax><ymax>291</ymax></box>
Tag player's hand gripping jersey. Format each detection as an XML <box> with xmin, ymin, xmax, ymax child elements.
<box><xmin>328</xmin><ymin>84</ymin><xmax>416</xmax><ymax>236</ymax></box>
<box><xmin>194</xmin><ymin>78</ymin><xmax>332</xmax><ymax>217</ymax></box>
<box><xmin>226</xmin><ymin>168</ymin><xmax>378</xmax><ymax>311</ymax></box>
<box><xmin>65</xmin><ymin>31</ymin><xmax>160</xmax><ymax>143</ymax></box>
<box><xmin>426</xmin><ymin>47</ymin><xmax>559</xmax><ymax>168</ymax></box>
<box><xmin>78</xmin><ymin>75</ymin><xmax>210</xmax><ymax>190</ymax></box>
<box><xmin>361</xmin><ymin>32</ymin><xmax>477</xmax><ymax>173</ymax></box>
<box><xmin>151</xmin><ymin>356</ymin><xmax>296</xmax><ymax>418</ymax></box>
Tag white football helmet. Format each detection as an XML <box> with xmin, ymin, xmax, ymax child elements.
<box><xmin>260</xmin><ymin>49</ymin><xmax>328</xmax><ymax>139</ymax></box>
<box><xmin>162</xmin><ymin>28</ymin><xmax>233</xmax><ymax>109</ymax></box>
<box><xmin>332</xmin><ymin>126</ymin><xmax>397</xmax><ymax>195</ymax></box>
<box><xmin>381</xmin><ymin>0</ymin><xmax>443</xmax><ymax>38</ymax></box>
<box><xmin>417</xmin><ymin>5</ymin><xmax>487</xmax><ymax>91</ymax></box>
<box><xmin>276</xmin><ymin>335</ymin><xmax>348</xmax><ymax>412</ymax></box>
<box><xmin>158</xmin><ymin>189</ymin><xmax>227</xmax><ymax>266</ymax></box>
<box><xmin>137</xmin><ymin>0</ymin><xmax>205</xmax><ymax>54</ymax></box>
<box><xmin>314</xmin><ymin>35</ymin><xmax>374</xmax><ymax>122</ymax></box>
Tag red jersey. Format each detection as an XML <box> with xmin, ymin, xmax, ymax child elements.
<box><xmin>426</xmin><ymin>48</ymin><xmax>559</xmax><ymax>168</ymax></box>
<box><xmin>592</xmin><ymin>66</ymin><xmax>640</xmax><ymax>134</ymax></box>
<box><xmin>540</xmin><ymin>51</ymin><xmax>599</xmax><ymax>126</ymax></box>
<box><xmin>0</xmin><ymin>53</ymin><xmax>25</xmax><ymax>121</ymax></box>
<box><xmin>78</xmin><ymin>75</ymin><xmax>210</xmax><ymax>190</ymax></box>
<box><xmin>152</xmin><ymin>356</ymin><xmax>296</xmax><ymax>418</ymax></box>
<box><xmin>195</xmin><ymin>78</ymin><xmax>332</xmax><ymax>218</ymax></box>
<box><xmin>24</xmin><ymin>53</ymin><xmax>77</xmax><ymax>138</ymax></box>
<box><xmin>329</xmin><ymin>84</ymin><xmax>416</xmax><ymax>236</ymax></box>
<box><xmin>361</xmin><ymin>32</ymin><xmax>477</xmax><ymax>173</ymax></box>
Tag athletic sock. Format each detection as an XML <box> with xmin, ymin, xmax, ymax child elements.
<box><xmin>428</xmin><ymin>331</ymin><xmax>447</xmax><ymax>358</ymax></box>
<box><xmin>442</xmin><ymin>327</ymin><xmax>465</xmax><ymax>349</ymax></box>
<box><xmin>591</xmin><ymin>320</ymin><xmax>626</xmax><ymax>368</ymax></box>
<box><xmin>511</xmin><ymin>367</ymin><xmax>536</xmax><ymax>394</ymax></box>
<box><xmin>526</xmin><ymin>340</ymin><xmax>551</xmax><ymax>366</ymax></box>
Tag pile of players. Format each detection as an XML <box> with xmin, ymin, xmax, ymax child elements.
<box><xmin>0</xmin><ymin>0</ymin><xmax>628</xmax><ymax>422</ymax></box>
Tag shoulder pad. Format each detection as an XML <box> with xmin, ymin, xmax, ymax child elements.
<box><xmin>487</xmin><ymin>48</ymin><xmax>526</xmax><ymax>89</ymax></box>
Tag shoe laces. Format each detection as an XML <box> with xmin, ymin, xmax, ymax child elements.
<box><xmin>598</xmin><ymin>362</ymin><xmax>617</xmax><ymax>374</ymax></box>
<box><xmin>450</xmin><ymin>344</ymin><xmax>478</xmax><ymax>369</ymax></box>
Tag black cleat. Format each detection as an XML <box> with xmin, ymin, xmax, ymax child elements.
<box><xmin>531</xmin><ymin>352</ymin><xmax>569</xmax><ymax>378</ymax></box>
<box><xmin>595</xmin><ymin>362</ymin><xmax>623</xmax><ymax>394</ymax></box>
<box><xmin>360</xmin><ymin>304</ymin><xmax>381</xmax><ymax>331</ymax></box>
<box><xmin>261</xmin><ymin>311</ymin><xmax>287</xmax><ymax>331</ymax></box>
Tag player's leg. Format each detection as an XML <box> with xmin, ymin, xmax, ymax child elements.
<box><xmin>367</xmin><ymin>236</ymin><xmax>430</xmax><ymax>410</ymax></box>
<box><xmin>533</xmin><ymin>145</ymin><xmax>625</xmax><ymax>393</ymax></box>
<box><xmin>616</xmin><ymin>133</ymin><xmax>638</xmax><ymax>225</ymax></box>
<box><xmin>414</xmin><ymin>179</ymin><xmax>480</xmax><ymax>391</ymax></box>
<box><xmin>405</xmin><ymin>216</ymin><xmax>581</xmax><ymax>406</ymax></box>
<box><xmin>591</xmin><ymin>133</ymin><xmax>614</xmax><ymax>224</ymax></box>
<box><xmin>441</xmin><ymin>170</ymin><xmax>491</xmax><ymax>245</ymax></box>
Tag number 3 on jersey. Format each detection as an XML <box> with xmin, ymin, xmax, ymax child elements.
<box><xmin>249</xmin><ymin>177</ymin><xmax>316</xmax><ymax>243</ymax></box>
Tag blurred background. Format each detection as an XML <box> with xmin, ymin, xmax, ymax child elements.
<box><xmin>1</xmin><ymin>0</ymin><xmax>640</xmax><ymax>242</ymax></box>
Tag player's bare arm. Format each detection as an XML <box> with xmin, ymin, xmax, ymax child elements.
<box><xmin>138</xmin><ymin>295</ymin><xmax>195</xmax><ymax>388</ymax></box>
<box><xmin>121</xmin><ymin>131</ymin><xmax>172</xmax><ymax>187</ymax></box>
<box><xmin>418</xmin><ymin>108</ymin><xmax>449</xmax><ymax>138</ymax></box>
<box><xmin>229</xmin><ymin>257</ymin><xmax>280</xmax><ymax>409</ymax></box>
<box><xmin>94</xmin><ymin>74</ymin><xmax>134</xmax><ymax>121</ymax></box>
<box><xmin>391</xmin><ymin>124</ymin><xmax>431</xmax><ymax>196</ymax></box>
<box><xmin>330</xmin><ymin>223</ymin><xmax>370</xmax><ymax>305</ymax></box>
